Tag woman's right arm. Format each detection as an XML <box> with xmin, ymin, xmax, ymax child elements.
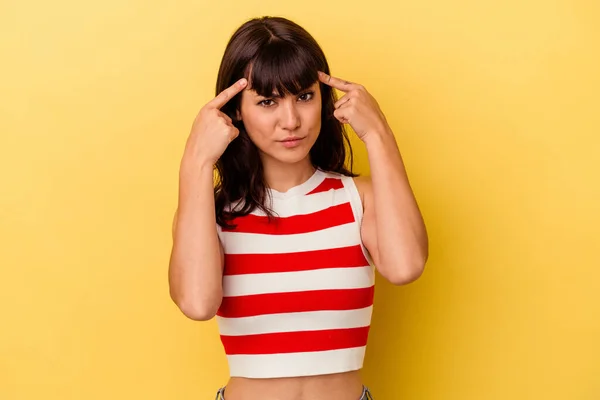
<box><xmin>168</xmin><ymin>77</ymin><xmax>248</xmax><ymax>321</ymax></box>
<box><xmin>169</xmin><ymin>163</ymin><xmax>224</xmax><ymax>321</ymax></box>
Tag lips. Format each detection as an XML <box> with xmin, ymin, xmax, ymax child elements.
<box><xmin>280</xmin><ymin>136</ymin><xmax>304</xmax><ymax>142</ymax></box>
<box><xmin>279</xmin><ymin>136</ymin><xmax>305</xmax><ymax>148</ymax></box>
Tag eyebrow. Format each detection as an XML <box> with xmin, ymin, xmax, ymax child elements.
<box><xmin>253</xmin><ymin>92</ymin><xmax>283</xmax><ymax>99</ymax></box>
<box><xmin>253</xmin><ymin>88</ymin><xmax>314</xmax><ymax>99</ymax></box>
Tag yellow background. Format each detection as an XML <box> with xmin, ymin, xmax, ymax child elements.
<box><xmin>1</xmin><ymin>0</ymin><xmax>599</xmax><ymax>399</ymax></box>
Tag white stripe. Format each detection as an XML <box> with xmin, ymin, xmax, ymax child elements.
<box><xmin>217</xmin><ymin>306</ymin><xmax>373</xmax><ymax>336</ymax></box>
<box><xmin>250</xmin><ymin>188</ymin><xmax>349</xmax><ymax>217</ymax></box>
<box><xmin>222</xmin><ymin>266</ymin><xmax>374</xmax><ymax>297</ymax></box>
<box><xmin>221</xmin><ymin>223</ymin><xmax>360</xmax><ymax>254</ymax></box>
<box><xmin>227</xmin><ymin>347</ymin><xmax>366</xmax><ymax>378</ymax></box>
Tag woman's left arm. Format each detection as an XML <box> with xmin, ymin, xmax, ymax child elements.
<box><xmin>319</xmin><ymin>71</ymin><xmax>428</xmax><ymax>285</ymax></box>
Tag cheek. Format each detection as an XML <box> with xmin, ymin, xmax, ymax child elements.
<box><xmin>304</xmin><ymin>104</ymin><xmax>322</xmax><ymax>132</ymax></box>
<box><xmin>241</xmin><ymin>109</ymin><xmax>275</xmax><ymax>139</ymax></box>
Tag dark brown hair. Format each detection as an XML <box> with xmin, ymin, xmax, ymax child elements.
<box><xmin>214</xmin><ymin>16</ymin><xmax>356</xmax><ymax>228</ymax></box>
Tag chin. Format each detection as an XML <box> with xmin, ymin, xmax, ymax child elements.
<box><xmin>272</xmin><ymin>149</ymin><xmax>312</xmax><ymax>165</ymax></box>
<box><xmin>260</xmin><ymin>143</ymin><xmax>312</xmax><ymax>165</ymax></box>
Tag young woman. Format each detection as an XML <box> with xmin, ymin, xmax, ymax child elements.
<box><xmin>169</xmin><ymin>16</ymin><xmax>428</xmax><ymax>400</ymax></box>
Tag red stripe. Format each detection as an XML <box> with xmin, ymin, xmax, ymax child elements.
<box><xmin>217</xmin><ymin>286</ymin><xmax>375</xmax><ymax>318</ymax></box>
<box><xmin>222</xmin><ymin>202</ymin><xmax>355</xmax><ymax>235</ymax></box>
<box><xmin>224</xmin><ymin>245</ymin><xmax>369</xmax><ymax>275</ymax></box>
<box><xmin>306</xmin><ymin>178</ymin><xmax>344</xmax><ymax>195</ymax></box>
<box><xmin>220</xmin><ymin>326</ymin><xmax>370</xmax><ymax>355</ymax></box>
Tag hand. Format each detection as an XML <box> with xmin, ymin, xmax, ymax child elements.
<box><xmin>318</xmin><ymin>71</ymin><xmax>389</xmax><ymax>140</ymax></box>
<box><xmin>182</xmin><ymin>78</ymin><xmax>248</xmax><ymax>168</ymax></box>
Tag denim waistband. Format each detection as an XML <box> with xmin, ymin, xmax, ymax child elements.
<box><xmin>215</xmin><ymin>385</ymin><xmax>373</xmax><ymax>399</ymax></box>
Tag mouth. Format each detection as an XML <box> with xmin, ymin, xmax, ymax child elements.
<box><xmin>278</xmin><ymin>136</ymin><xmax>305</xmax><ymax>148</ymax></box>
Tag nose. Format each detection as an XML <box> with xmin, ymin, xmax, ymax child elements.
<box><xmin>279</xmin><ymin>100</ymin><xmax>300</xmax><ymax>131</ymax></box>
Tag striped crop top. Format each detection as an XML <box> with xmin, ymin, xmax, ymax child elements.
<box><xmin>215</xmin><ymin>169</ymin><xmax>375</xmax><ymax>379</ymax></box>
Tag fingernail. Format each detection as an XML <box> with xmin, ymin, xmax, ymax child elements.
<box><xmin>239</xmin><ymin>78</ymin><xmax>248</xmax><ymax>86</ymax></box>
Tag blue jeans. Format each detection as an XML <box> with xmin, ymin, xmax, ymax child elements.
<box><xmin>215</xmin><ymin>386</ymin><xmax>374</xmax><ymax>399</ymax></box>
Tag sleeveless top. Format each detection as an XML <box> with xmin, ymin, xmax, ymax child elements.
<box><xmin>215</xmin><ymin>169</ymin><xmax>375</xmax><ymax>379</ymax></box>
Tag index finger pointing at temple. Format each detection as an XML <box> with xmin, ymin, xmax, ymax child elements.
<box><xmin>207</xmin><ymin>78</ymin><xmax>248</xmax><ymax>109</ymax></box>
<box><xmin>318</xmin><ymin>71</ymin><xmax>354</xmax><ymax>92</ymax></box>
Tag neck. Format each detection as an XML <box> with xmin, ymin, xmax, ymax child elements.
<box><xmin>261</xmin><ymin>155</ymin><xmax>316</xmax><ymax>193</ymax></box>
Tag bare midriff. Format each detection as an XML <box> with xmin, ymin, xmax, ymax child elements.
<box><xmin>222</xmin><ymin>370</ymin><xmax>364</xmax><ymax>400</ymax></box>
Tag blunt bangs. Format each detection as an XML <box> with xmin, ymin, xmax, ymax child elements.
<box><xmin>246</xmin><ymin>39</ymin><xmax>321</xmax><ymax>97</ymax></box>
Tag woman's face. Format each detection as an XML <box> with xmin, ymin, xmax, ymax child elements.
<box><xmin>238</xmin><ymin>81</ymin><xmax>322</xmax><ymax>165</ymax></box>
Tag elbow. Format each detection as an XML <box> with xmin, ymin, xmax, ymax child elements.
<box><xmin>170</xmin><ymin>291</ymin><xmax>221</xmax><ymax>321</ymax></box>
<box><xmin>386</xmin><ymin>267</ymin><xmax>424</xmax><ymax>286</ymax></box>
<box><xmin>180</xmin><ymin>302</ymin><xmax>218</xmax><ymax>321</ymax></box>
<box><xmin>381</xmin><ymin>253</ymin><xmax>428</xmax><ymax>286</ymax></box>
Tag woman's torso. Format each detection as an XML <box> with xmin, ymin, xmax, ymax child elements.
<box><xmin>215</xmin><ymin>170</ymin><xmax>374</xmax><ymax>399</ymax></box>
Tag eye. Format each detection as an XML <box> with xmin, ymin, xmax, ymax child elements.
<box><xmin>298</xmin><ymin>91</ymin><xmax>314</xmax><ymax>102</ymax></box>
<box><xmin>258</xmin><ymin>99</ymin><xmax>276</xmax><ymax>107</ymax></box>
